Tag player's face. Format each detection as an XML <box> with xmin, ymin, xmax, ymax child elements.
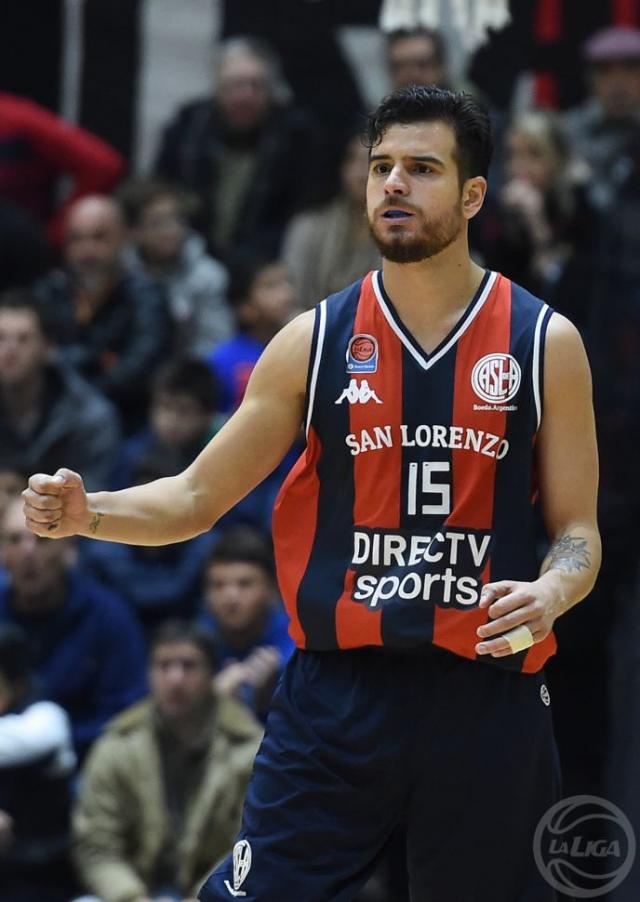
<box><xmin>150</xmin><ymin>641</ymin><xmax>212</xmax><ymax>721</ymax></box>
<box><xmin>204</xmin><ymin>562</ymin><xmax>273</xmax><ymax>637</ymax></box>
<box><xmin>366</xmin><ymin>121</ymin><xmax>468</xmax><ymax>264</ymax></box>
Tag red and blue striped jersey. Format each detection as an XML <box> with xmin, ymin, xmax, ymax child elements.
<box><xmin>272</xmin><ymin>270</ymin><xmax>556</xmax><ymax>673</ymax></box>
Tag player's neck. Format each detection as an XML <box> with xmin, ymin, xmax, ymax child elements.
<box><xmin>380</xmin><ymin>237</ymin><xmax>485</xmax><ymax>329</ymax></box>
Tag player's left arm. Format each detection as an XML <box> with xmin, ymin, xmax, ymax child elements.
<box><xmin>476</xmin><ymin>313</ymin><xmax>601</xmax><ymax>657</ymax></box>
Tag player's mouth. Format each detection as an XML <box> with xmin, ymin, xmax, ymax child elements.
<box><xmin>382</xmin><ymin>209</ymin><xmax>414</xmax><ymax>219</ymax></box>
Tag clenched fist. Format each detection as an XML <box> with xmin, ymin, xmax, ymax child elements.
<box><xmin>22</xmin><ymin>468</ymin><xmax>91</xmax><ymax>539</ymax></box>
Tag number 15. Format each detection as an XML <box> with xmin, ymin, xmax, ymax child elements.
<box><xmin>407</xmin><ymin>461</ymin><xmax>451</xmax><ymax>516</ymax></box>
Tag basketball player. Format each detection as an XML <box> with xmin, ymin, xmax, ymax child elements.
<box><xmin>22</xmin><ymin>87</ymin><xmax>600</xmax><ymax>902</ymax></box>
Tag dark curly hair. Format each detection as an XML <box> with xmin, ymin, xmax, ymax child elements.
<box><xmin>364</xmin><ymin>85</ymin><xmax>493</xmax><ymax>184</ymax></box>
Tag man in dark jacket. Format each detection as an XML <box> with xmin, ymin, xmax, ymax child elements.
<box><xmin>35</xmin><ymin>195</ymin><xmax>171</xmax><ymax>431</ymax></box>
<box><xmin>0</xmin><ymin>289</ymin><xmax>121</xmax><ymax>491</ymax></box>
<box><xmin>0</xmin><ymin>497</ymin><xmax>147</xmax><ymax>759</ymax></box>
<box><xmin>155</xmin><ymin>36</ymin><xmax>319</xmax><ymax>260</ymax></box>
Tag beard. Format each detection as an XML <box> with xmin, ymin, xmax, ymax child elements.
<box><xmin>368</xmin><ymin>203</ymin><xmax>463</xmax><ymax>264</ymax></box>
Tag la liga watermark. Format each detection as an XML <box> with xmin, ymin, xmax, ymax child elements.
<box><xmin>534</xmin><ymin>795</ymin><xmax>636</xmax><ymax>898</ymax></box>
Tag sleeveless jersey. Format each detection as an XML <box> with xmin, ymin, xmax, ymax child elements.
<box><xmin>272</xmin><ymin>270</ymin><xmax>556</xmax><ymax>673</ymax></box>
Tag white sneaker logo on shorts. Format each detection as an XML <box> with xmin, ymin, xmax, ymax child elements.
<box><xmin>224</xmin><ymin>839</ymin><xmax>252</xmax><ymax>897</ymax></box>
<box><xmin>540</xmin><ymin>684</ymin><xmax>551</xmax><ymax>706</ymax></box>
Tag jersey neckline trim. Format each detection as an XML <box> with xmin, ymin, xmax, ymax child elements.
<box><xmin>372</xmin><ymin>269</ymin><xmax>497</xmax><ymax>372</ymax></box>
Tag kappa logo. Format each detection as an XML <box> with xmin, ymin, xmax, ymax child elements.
<box><xmin>471</xmin><ymin>353</ymin><xmax>521</xmax><ymax>405</ymax></box>
<box><xmin>346</xmin><ymin>333</ymin><xmax>379</xmax><ymax>374</ymax></box>
<box><xmin>335</xmin><ymin>378</ymin><xmax>383</xmax><ymax>405</ymax></box>
<box><xmin>224</xmin><ymin>839</ymin><xmax>252</xmax><ymax>897</ymax></box>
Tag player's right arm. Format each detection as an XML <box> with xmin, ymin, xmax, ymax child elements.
<box><xmin>23</xmin><ymin>311</ymin><xmax>314</xmax><ymax>545</ymax></box>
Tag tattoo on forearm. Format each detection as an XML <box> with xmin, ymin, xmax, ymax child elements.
<box><xmin>89</xmin><ymin>512</ymin><xmax>104</xmax><ymax>535</ymax></box>
<box><xmin>546</xmin><ymin>535</ymin><xmax>591</xmax><ymax>573</ymax></box>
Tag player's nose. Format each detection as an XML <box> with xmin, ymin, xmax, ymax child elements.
<box><xmin>384</xmin><ymin>165</ymin><xmax>409</xmax><ymax>195</ymax></box>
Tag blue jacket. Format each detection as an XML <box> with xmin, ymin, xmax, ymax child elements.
<box><xmin>198</xmin><ymin>603</ymin><xmax>294</xmax><ymax>719</ymax></box>
<box><xmin>0</xmin><ymin>569</ymin><xmax>147</xmax><ymax>757</ymax></box>
<box><xmin>79</xmin><ymin>530</ymin><xmax>218</xmax><ymax>632</ymax></box>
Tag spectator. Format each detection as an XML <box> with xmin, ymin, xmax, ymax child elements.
<box><xmin>282</xmin><ymin>128</ymin><xmax>380</xmax><ymax>308</ymax></box>
<box><xmin>119</xmin><ymin>180</ymin><xmax>232</xmax><ymax>357</ymax></box>
<box><xmin>112</xmin><ymin>357</ymin><xmax>220</xmax><ymax>490</ymax></box>
<box><xmin>386</xmin><ymin>27</ymin><xmax>483</xmax><ymax>98</ymax></box>
<box><xmin>84</xmin><ymin>454</ymin><xmax>218</xmax><ymax>636</ymax></box>
<box><xmin>199</xmin><ymin>528</ymin><xmax>294</xmax><ymax>719</ymax></box>
<box><xmin>471</xmin><ymin>110</ymin><xmax>592</xmax><ymax>299</ymax></box>
<box><xmin>0</xmin><ymin>623</ymin><xmax>77</xmax><ymax>902</ymax></box>
<box><xmin>35</xmin><ymin>195</ymin><xmax>171</xmax><ymax>431</ymax></box>
<box><xmin>0</xmin><ymin>471</ymin><xmax>24</xmax><ymax>520</ymax></box>
<box><xmin>205</xmin><ymin>257</ymin><xmax>299</xmax><ymax>529</ymax></box>
<box><xmin>0</xmin><ymin>289</ymin><xmax>121</xmax><ymax>491</ymax></box>
<box><xmin>73</xmin><ymin>620</ymin><xmax>261</xmax><ymax>902</ymax></box>
<box><xmin>0</xmin><ymin>497</ymin><xmax>147</xmax><ymax>758</ymax></box>
<box><xmin>0</xmin><ymin>93</ymin><xmax>124</xmax><ymax>247</ymax></box>
<box><xmin>565</xmin><ymin>26</ymin><xmax>640</xmax><ymax>209</ymax></box>
<box><xmin>207</xmin><ymin>255</ymin><xmax>297</xmax><ymax>415</ymax></box>
<box><xmin>155</xmin><ymin>36</ymin><xmax>318</xmax><ymax>260</ymax></box>
<box><xmin>0</xmin><ymin>624</ymin><xmax>76</xmax><ymax>897</ymax></box>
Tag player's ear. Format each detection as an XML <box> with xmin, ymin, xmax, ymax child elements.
<box><xmin>461</xmin><ymin>177</ymin><xmax>487</xmax><ymax>220</ymax></box>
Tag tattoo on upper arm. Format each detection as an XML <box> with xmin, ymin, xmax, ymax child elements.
<box><xmin>546</xmin><ymin>535</ymin><xmax>591</xmax><ymax>573</ymax></box>
<box><xmin>89</xmin><ymin>512</ymin><xmax>104</xmax><ymax>535</ymax></box>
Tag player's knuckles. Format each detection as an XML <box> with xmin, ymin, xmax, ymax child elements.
<box><xmin>29</xmin><ymin>507</ymin><xmax>60</xmax><ymax>524</ymax></box>
<box><xmin>25</xmin><ymin>494</ymin><xmax>62</xmax><ymax>512</ymax></box>
<box><xmin>488</xmin><ymin>596</ymin><xmax>521</xmax><ymax>618</ymax></box>
<box><xmin>530</xmin><ymin>600</ymin><xmax>547</xmax><ymax>617</ymax></box>
<box><xmin>28</xmin><ymin>473</ymin><xmax>58</xmax><ymax>493</ymax></box>
<box><xmin>25</xmin><ymin>518</ymin><xmax>50</xmax><ymax>537</ymax></box>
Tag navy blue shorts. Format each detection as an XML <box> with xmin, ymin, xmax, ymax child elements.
<box><xmin>199</xmin><ymin>645</ymin><xmax>560</xmax><ymax>902</ymax></box>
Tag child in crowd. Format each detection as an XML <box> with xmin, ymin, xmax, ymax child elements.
<box><xmin>198</xmin><ymin>527</ymin><xmax>294</xmax><ymax>721</ymax></box>
<box><xmin>119</xmin><ymin>179</ymin><xmax>232</xmax><ymax>357</ymax></box>
<box><xmin>207</xmin><ymin>254</ymin><xmax>298</xmax><ymax>414</ymax></box>
<box><xmin>206</xmin><ymin>257</ymin><xmax>301</xmax><ymax>529</ymax></box>
<box><xmin>112</xmin><ymin>357</ymin><xmax>220</xmax><ymax>490</ymax></box>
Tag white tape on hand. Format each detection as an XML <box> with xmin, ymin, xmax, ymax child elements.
<box><xmin>502</xmin><ymin>624</ymin><xmax>534</xmax><ymax>654</ymax></box>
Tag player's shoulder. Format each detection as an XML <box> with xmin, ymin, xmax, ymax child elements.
<box><xmin>503</xmin><ymin>275</ymin><xmax>583</xmax><ymax>352</ymax></box>
<box><xmin>545</xmin><ymin>311</ymin><xmax>581</xmax><ymax>343</ymax></box>
<box><xmin>501</xmin><ymin>274</ymin><xmax>549</xmax><ymax>316</ymax></box>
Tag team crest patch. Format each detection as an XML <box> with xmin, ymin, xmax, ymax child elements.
<box><xmin>224</xmin><ymin>839</ymin><xmax>252</xmax><ymax>897</ymax></box>
<box><xmin>471</xmin><ymin>353</ymin><xmax>521</xmax><ymax>405</ymax></box>
<box><xmin>347</xmin><ymin>333</ymin><xmax>378</xmax><ymax>374</ymax></box>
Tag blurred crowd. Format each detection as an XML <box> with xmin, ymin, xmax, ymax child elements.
<box><xmin>1</xmin><ymin>10</ymin><xmax>640</xmax><ymax>902</ymax></box>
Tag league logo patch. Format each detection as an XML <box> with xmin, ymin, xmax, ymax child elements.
<box><xmin>347</xmin><ymin>333</ymin><xmax>378</xmax><ymax>374</ymax></box>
